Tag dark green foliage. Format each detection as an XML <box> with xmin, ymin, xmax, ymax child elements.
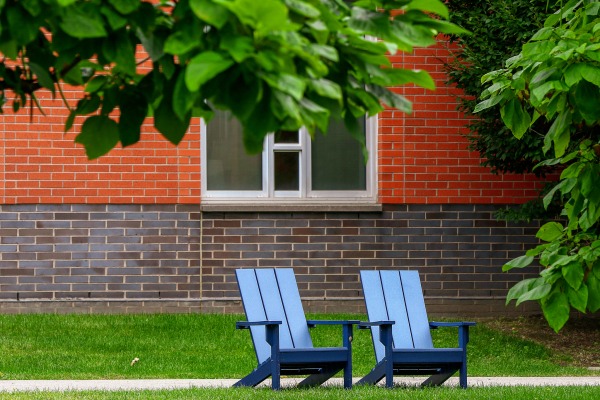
<box><xmin>478</xmin><ymin>0</ymin><xmax>600</xmax><ymax>331</ymax></box>
<box><xmin>0</xmin><ymin>0</ymin><xmax>465</xmax><ymax>159</ymax></box>
<box><xmin>445</xmin><ymin>0</ymin><xmax>561</xmax><ymax>175</ymax></box>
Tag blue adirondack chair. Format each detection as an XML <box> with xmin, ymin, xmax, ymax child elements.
<box><xmin>358</xmin><ymin>270</ymin><xmax>476</xmax><ymax>388</ymax></box>
<box><xmin>234</xmin><ymin>268</ymin><xmax>357</xmax><ymax>389</ymax></box>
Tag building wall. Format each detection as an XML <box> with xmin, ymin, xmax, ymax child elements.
<box><xmin>0</xmin><ymin>96</ymin><xmax>201</xmax><ymax>205</ymax></box>
<box><xmin>0</xmin><ymin>42</ymin><xmax>548</xmax><ymax>315</ymax></box>
<box><xmin>379</xmin><ymin>43</ymin><xmax>546</xmax><ymax>204</ymax></box>
<box><xmin>0</xmin><ymin>204</ymin><xmax>200</xmax><ymax>303</ymax></box>
<box><xmin>0</xmin><ymin>203</ymin><xmax>541</xmax><ymax>316</ymax></box>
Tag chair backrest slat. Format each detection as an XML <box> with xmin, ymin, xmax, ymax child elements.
<box><xmin>399</xmin><ymin>270</ymin><xmax>433</xmax><ymax>349</ymax></box>
<box><xmin>380</xmin><ymin>270</ymin><xmax>415</xmax><ymax>349</ymax></box>
<box><xmin>360</xmin><ymin>270</ymin><xmax>389</xmax><ymax>361</ymax></box>
<box><xmin>236</xmin><ymin>269</ymin><xmax>270</xmax><ymax>363</ymax></box>
<box><xmin>254</xmin><ymin>269</ymin><xmax>295</xmax><ymax>350</ymax></box>
<box><xmin>361</xmin><ymin>270</ymin><xmax>433</xmax><ymax>362</ymax></box>
<box><xmin>236</xmin><ymin>268</ymin><xmax>313</xmax><ymax>364</ymax></box>
<box><xmin>274</xmin><ymin>269</ymin><xmax>313</xmax><ymax>349</ymax></box>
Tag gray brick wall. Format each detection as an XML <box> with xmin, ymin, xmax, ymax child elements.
<box><xmin>201</xmin><ymin>204</ymin><xmax>542</xmax><ymax>315</ymax></box>
<box><xmin>0</xmin><ymin>203</ymin><xmax>542</xmax><ymax>315</ymax></box>
<box><xmin>0</xmin><ymin>204</ymin><xmax>201</xmax><ymax>302</ymax></box>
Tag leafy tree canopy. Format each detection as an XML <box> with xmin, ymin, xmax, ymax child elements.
<box><xmin>0</xmin><ymin>0</ymin><xmax>466</xmax><ymax>159</ymax></box>
<box><xmin>477</xmin><ymin>0</ymin><xmax>600</xmax><ymax>332</ymax></box>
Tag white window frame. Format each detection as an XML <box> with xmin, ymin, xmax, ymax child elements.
<box><xmin>200</xmin><ymin>116</ymin><xmax>378</xmax><ymax>206</ymax></box>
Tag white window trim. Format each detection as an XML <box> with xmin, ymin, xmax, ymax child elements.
<box><xmin>200</xmin><ymin>115</ymin><xmax>378</xmax><ymax>207</ymax></box>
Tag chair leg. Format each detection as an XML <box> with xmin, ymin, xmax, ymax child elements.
<box><xmin>459</xmin><ymin>361</ymin><xmax>467</xmax><ymax>388</ymax></box>
<box><xmin>233</xmin><ymin>361</ymin><xmax>272</xmax><ymax>388</ymax></box>
<box><xmin>271</xmin><ymin>360</ymin><xmax>281</xmax><ymax>390</ymax></box>
<box><xmin>298</xmin><ymin>366</ymin><xmax>340</xmax><ymax>388</ymax></box>
<box><xmin>421</xmin><ymin>367</ymin><xmax>457</xmax><ymax>387</ymax></box>
<box><xmin>356</xmin><ymin>362</ymin><xmax>386</xmax><ymax>386</ymax></box>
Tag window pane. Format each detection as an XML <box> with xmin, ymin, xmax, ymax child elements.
<box><xmin>311</xmin><ymin>118</ymin><xmax>366</xmax><ymax>190</ymax></box>
<box><xmin>206</xmin><ymin>111</ymin><xmax>262</xmax><ymax>191</ymax></box>
<box><xmin>274</xmin><ymin>152</ymin><xmax>299</xmax><ymax>191</ymax></box>
<box><xmin>274</xmin><ymin>130</ymin><xmax>299</xmax><ymax>144</ymax></box>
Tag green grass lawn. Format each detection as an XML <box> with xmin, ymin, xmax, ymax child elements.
<box><xmin>0</xmin><ymin>313</ymin><xmax>595</xmax><ymax>380</ymax></box>
<box><xmin>6</xmin><ymin>386</ymin><xmax>600</xmax><ymax>400</ymax></box>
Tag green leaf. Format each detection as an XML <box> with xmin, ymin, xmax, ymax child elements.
<box><xmin>84</xmin><ymin>76</ymin><xmax>108</xmax><ymax>94</ymax></box>
<box><xmin>190</xmin><ymin>0</ymin><xmax>230</xmax><ymax>29</ymax></box>
<box><xmin>220</xmin><ymin>0</ymin><xmax>291</xmax><ymax>35</ymax></box>
<box><xmin>581</xmin><ymin>63</ymin><xmax>600</xmax><ymax>86</ymax></box>
<box><xmin>536</xmin><ymin>222</ymin><xmax>565</xmax><ymax>242</ymax></box>
<box><xmin>474</xmin><ymin>92</ymin><xmax>506</xmax><ymax>113</ymax></box>
<box><xmin>404</xmin><ymin>0</ymin><xmax>449</xmax><ymax>19</ymax></box>
<box><xmin>562</xmin><ymin>260</ymin><xmax>584</xmax><ymax>290</ymax></box>
<box><xmin>309</xmin><ymin>79</ymin><xmax>341</xmax><ymax>100</ymax></box>
<box><xmin>526</xmin><ymin>244</ymin><xmax>549</xmax><ymax>257</ymax></box>
<box><xmin>543</xmin><ymin>180</ymin><xmax>567</xmax><ymax>210</ymax></box>
<box><xmin>309</xmin><ymin>44</ymin><xmax>338</xmax><ymax>62</ymax></box>
<box><xmin>28</xmin><ymin>63</ymin><xmax>55</xmax><ymax>94</ymax></box>
<box><xmin>75</xmin><ymin>116</ymin><xmax>120</xmax><ymax>159</ymax></box>
<box><xmin>500</xmin><ymin>97</ymin><xmax>531</xmax><ymax>139</ymax></box>
<box><xmin>587</xmin><ymin>273</ymin><xmax>600</xmax><ymax>312</ymax></box>
<box><xmin>299</xmin><ymin>97</ymin><xmax>330</xmax><ymax>134</ymax></box>
<box><xmin>541</xmin><ymin>291</ymin><xmax>570</xmax><ymax>333</ymax></box>
<box><xmin>272</xmin><ymin>91</ymin><xmax>301</xmax><ymax>122</ymax></box>
<box><xmin>502</xmin><ymin>255</ymin><xmax>534</xmax><ymax>272</ymax></box>
<box><xmin>506</xmin><ymin>277</ymin><xmax>541</xmax><ymax>305</ymax></box>
<box><xmin>164</xmin><ymin>23</ymin><xmax>202</xmax><ymax>56</ymax></box>
<box><xmin>74</xmin><ymin>94</ymin><xmax>101</xmax><ymax>115</ymax></box>
<box><xmin>21</xmin><ymin>0</ymin><xmax>42</xmax><ymax>16</ymax></box>
<box><xmin>283</xmin><ymin>0</ymin><xmax>320</xmax><ymax>18</ymax></box>
<box><xmin>173</xmin><ymin>72</ymin><xmax>197</xmax><ymax>122</ymax></box>
<box><xmin>154</xmin><ymin>96</ymin><xmax>190</xmax><ymax>145</ymax></box>
<box><xmin>367</xmin><ymin>85</ymin><xmax>412</xmax><ymax>114</ymax></box>
<box><xmin>220</xmin><ymin>35</ymin><xmax>255</xmax><ymax>63</ymax></box>
<box><xmin>118</xmin><ymin>88</ymin><xmax>148</xmax><ymax>147</ymax></box>
<box><xmin>375</xmin><ymin>68</ymin><xmax>435</xmax><ymax>91</ymax></box>
<box><xmin>101</xmin><ymin>6</ymin><xmax>128</xmax><ymax>30</ymax></box>
<box><xmin>60</xmin><ymin>8</ymin><xmax>108</xmax><ymax>39</ymax></box>
<box><xmin>574</xmin><ymin>80</ymin><xmax>600</xmax><ymax>123</ymax></box>
<box><xmin>136</xmin><ymin>26</ymin><xmax>166</xmax><ymax>62</ymax></box>
<box><xmin>101</xmin><ymin>85</ymin><xmax>119</xmax><ymax>115</ymax></box>
<box><xmin>567</xmin><ymin>284</ymin><xmax>588</xmax><ymax>313</ymax></box>
<box><xmin>531</xmin><ymin>26</ymin><xmax>554</xmax><ymax>41</ymax></box>
<box><xmin>262</xmin><ymin>73</ymin><xmax>306</xmax><ymax>101</ymax></box>
<box><xmin>516</xmin><ymin>281</ymin><xmax>552</xmax><ymax>306</ymax></box>
<box><xmin>564</xmin><ymin>63</ymin><xmax>586</xmax><ymax>87</ymax></box>
<box><xmin>108</xmin><ymin>0</ymin><xmax>140</xmax><ymax>15</ymax></box>
<box><xmin>7</xmin><ymin>6</ymin><xmax>39</xmax><ymax>44</ymax></box>
<box><xmin>102</xmin><ymin>31</ymin><xmax>136</xmax><ymax>76</ymax></box>
<box><xmin>0</xmin><ymin>39</ymin><xmax>18</xmax><ymax>59</ymax></box>
<box><xmin>185</xmin><ymin>52</ymin><xmax>234</xmax><ymax>92</ymax></box>
<box><xmin>546</xmin><ymin>111</ymin><xmax>572</xmax><ymax>158</ymax></box>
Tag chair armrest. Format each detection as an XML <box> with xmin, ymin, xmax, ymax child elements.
<box><xmin>358</xmin><ymin>320</ymin><xmax>395</xmax><ymax>329</ymax></box>
<box><xmin>429</xmin><ymin>321</ymin><xmax>476</xmax><ymax>348</ymax></box>
<box><xmin>306</xmin><ymin>320</ymin><xmax>360</xmax><ymax>328</ymax></box>
<box><xmin>236</xmin><ymin>320</ymin><xmax>282</xmax><ymax>330</ymax></box>
<box><xmin>306</xmin><ymin>320</ymin><xmax>360</xmax><ymax>347</ymax></box>
<box><xmin>429</xmin><ymin>321</ymin><xmax>476</xmax><ymax>329</ymax></box>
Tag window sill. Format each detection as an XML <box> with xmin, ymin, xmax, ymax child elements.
<box><xmin>200</xmin><ymin>201</ymin><xmax>382</xmax><ymax>213</ymax></box>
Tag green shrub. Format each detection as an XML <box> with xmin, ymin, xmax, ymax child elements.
<box><xmin>445</xmin><ymin>0</ymin><xmax>561</xmax><ymax>175</ymax></box>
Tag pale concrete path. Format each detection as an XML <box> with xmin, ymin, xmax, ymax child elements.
<box><xmin>1</xmin><ymin>377</ymin><xmax>600</xmax><ymax>392</ymax></box>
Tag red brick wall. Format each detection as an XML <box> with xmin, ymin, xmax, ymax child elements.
<box><xmin>0</xmin><ymin>40</ymin><xmax>543</xmax><ymax>206</ymax></box>
<box><xmin>0</xmin><ymin>92</ymin><xmax>201</xmax><ymax>204</ymax></box>
<box><xmin>379</xmin><ymin>41</ymin><xmax>546</xmax><ymax>204</ymax></box>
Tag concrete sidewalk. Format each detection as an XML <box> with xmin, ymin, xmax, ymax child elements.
<box><xmin>1</xmin><ymin>377</ymin><xmax>599</xmax><ymax>392</ymax></box>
